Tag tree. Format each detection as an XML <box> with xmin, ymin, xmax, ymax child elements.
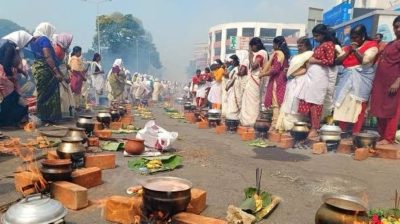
<box><xmin>0</xmin><ymin>19</ymin><xmax>26</xmax><ymax>37</ymax></box>
<box><xmin>92</xmin><ymin>12</ymin><xmax>162</xmax><ymax>73</ymax></box>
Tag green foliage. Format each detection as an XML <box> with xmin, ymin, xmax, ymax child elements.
<box><xmin>92</xmin><ymin>12</ymin><xmax>162</xmax><ymax>72</ymax></box>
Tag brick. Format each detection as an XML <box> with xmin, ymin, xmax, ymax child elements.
<box><xmin>71</xmin><ymin>167</ymin><xmax>102</xmax><ymax>188</ymax></box>
<box><xmin>241</xmin><ymin>130</ymin><xmax>255</xmax><ymax>141</ymax></box>
<box><xmin>337</xmin><ymin>139</ymin><xmax>353</xmax><ymax>154</ymax></box>
<box><xmin>47</xmin><ymin>150</ymin><xmax>59</xmax><ymax>159</ymax></box>
<box><xmin>88</xmin><ymin>137</ymin><xmax>100</xmax><ymax>147</ymax></box>
<box><xmin>94</xmin><ymin>121</ymin><xmax>104</xmax><ymax>131</ymax></box>
<box><xmin>278</xmin><ymin>136</ymin><xmax>295</xmax><ymax>149</ymax></box>
<box><xmin>173</xmin><ymin>212</ymin><xmax>227</xmax><ymax>224</ymax></box>
<box><xmin>197</xmin><ymin>121</ymin><xmax>208</xmax><ymax>129</ymax></box>
<box><xmin>85</xmin><ymin>153</ymin><xmax>116</xmax><ymax>170</ymax></box>
<box><xmin>185</xmin><ymin>112</ymin><xmax>196</xmax><ymax>124</ymax></box>
<box><xmin>237</xmin><ymin>126</ymin><xmax>247</xmax><ymax>135</ymax></box>
<box><xmin>110</xmin><ymin>122</ymin><xmax>123</xmax><ymax>130</ymax></box>
<box><xmin>354</xmin><ymin>148</ymin><xmax>370</xmax><ymax>161</ymax></box>
<box><xmin>268</xmin><ymin>131</ymin><xmax>282</xmax><ymax>143</ymax></box>
<box><xmin>121</xmin><ymin>115</ymin><xmax>133</xmax><ymax>126</ymax></box>
<box><xmin>312</xmin><ymin>142</ymin><xmax>327</xmax><ymax>155</ymax></box>
<box><xmin>94</xmin><ymin>130</ymin><xmax>112</xmax><ymax>139</ymax></box>
<box><xmin>51</xmin><ymin>181</ymin><xmax>88</xmax><ymax>210</ymax></box>
<box><xmin>187</xmin><ymin>188</ymin><xmax>207</xmax><ymax>215</ymax></box>
<box><xmin>102</xmin><ymin>195</ymin><xmax>142</xmax><ymax>224</ymax></box>
<box><xmin>376</xmin><ymin>144</ymin><xmax>400</xmax><ymax>159</ymax></box>
<box><xmin>14</xmin><ymin>171</ymin><xmax>41</xmax><ymax>196</ymax></box>
<box><xmin>215</xmin><ymin>125</ymin><xmax>226</xmax><ymax>134</ymax></box>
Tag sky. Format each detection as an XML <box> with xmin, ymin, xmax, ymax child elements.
<box><xmin>0</xmin><ymin>0</ymin><xmax>336</xmax><ymax>81</ymax></box>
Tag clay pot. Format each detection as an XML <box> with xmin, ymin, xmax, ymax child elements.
<box><xmin>124</xmin><ymin>138</ymin><xmax>145</xmax><ymax>155</ymax></box>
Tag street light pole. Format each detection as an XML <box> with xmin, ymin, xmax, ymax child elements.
<box><xmin>82</xmin><ymin>0</ymin><xmax>111</xmax><ymax>54</ymax></box>
<box><xmin>136</xmin><ymin>38</ymin><xmax>139</xmax><ymax>72</ymax></box>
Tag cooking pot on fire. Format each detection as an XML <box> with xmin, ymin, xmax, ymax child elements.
<box><xmin>353</xmin><ymin>132</ymin><xmax>379</xmax><ymax>149</ymax></box>
<box><xmin>1</xmin><ymin>194</ymin><xmax>67</xmax><ymax>224</ymax></box>
<box><xmin>319</xmin><ymin>124</ymin><xmax>342</xmax><ymax>142</ymax></box>
<box><xmin>290</xmin><ymin>122</ymin><xmax>310</xmax><ymax>141</ymax></box>
<box><xmin>207</xmin><ymin>109</ymin><xmax>221</xmax><ymax>121</ymax></box>
<box><xmin>141</xmin><ymin>176</ymin><xmax>192</xmax><ymax>216</ymax></box>
<box><xmin>76</xmin><ymin>115</ymin><xmax>95</xmax><ymax>135</ymax></box>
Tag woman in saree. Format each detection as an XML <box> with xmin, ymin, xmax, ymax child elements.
<box><xmin>87</xmin><ymin>53</ymin><xmax>104</xmax><ymax>106</ymax></box>
<box><xmin>333</xmin><ymin>25</ymin><xmax>378</xmax><ymax>134</ymax></box>
<box><xmin>0</xmin><ymin>30</ymin><xmax>33</xmax><ymax>126</ymax></box>
<box><xmin>259</xmin><ymin>36</ymin><xmax>290</xmax><ymax>131</ymax></box>
<box><xmin>31</xmin><ymin>22</ymin><xmax>64</xmax><ymax>123</ymax></box>
<box><xmin>107</xmin><ymin>59</ymin><xmax>126</xmax><ymax>102</ymax></box>
<box><xmin>208</xmin><ymin>60</ymin><xmax>224</xmax><ymax>109</ymax></box>
<box><xmin>225</xmin><ymin>55</ymin><xmax>245</xmax><ymax>120</ymax></box>
<box><xmin>53</xmin><ymin>33</ymin><xmax>74</xmax><ymax>117</ymax></box>
<box><xmin>240</xmin><ymin>37</ymin><xmax>269</xmax><ymax>127</ymax></box>
<box><xmin>297</xmin><ymin>24</ymin><xmax>335</xmax><ymax>138</ymax></box>
<box><xmin>370</xmin><ymin>16</ymin><xmax>400</xmax><ymax>145</ymax></box>
<box><xmin>276</xmin><ymin>37</ymin><xmax>313</xmax><ymax>132</ymax></box>
<box><xmin>69</xmin><ymin>46</ymin><xmax>87</xmax><ymax>110</ymax></box>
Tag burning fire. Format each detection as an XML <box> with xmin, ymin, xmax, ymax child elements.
<box><xmin>0</xmin><ymin>137</ymin><xmax>47</xmax><ymax>193</ymax></box>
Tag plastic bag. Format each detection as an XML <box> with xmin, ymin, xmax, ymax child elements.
<box><xmin>136</xmin><ymin>120</ymin><xmax>178</xmax><ymax>151</ymax></box>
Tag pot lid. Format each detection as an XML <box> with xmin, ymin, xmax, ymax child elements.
<box><xmin>141</xmin><ymin>176</ymin><xmax>192</xmax><ymax>192</ymax></box>
<box><xmin>322</xmin><ymin>193</ymin><xmax>368</xmax><ymax>212</ymax></box>
<box><xmin>2</xmin><ymin>194</ymin><xmax>67</xmax><ymax>224</ymax></box>
<box><xmin>354</xmin><ymin>132</ymin><xmax>379</xmax><ymax>138</ymax></box>
<box><xmin>294</xmin><ymin>121</ymin><xmax>308</xmax><ymax>126</ymax></box>
<box><xmin>320</xmin><ymin>124</ymin><xmax>342</xmax><ymax>133</ymax></box>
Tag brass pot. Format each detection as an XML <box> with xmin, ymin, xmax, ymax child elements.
<box><xmin>315</xmin><ymin>194</ymin><xmax>368</xmax><ymax>224</ymax></box>
<box><xmin>290</xmin><ymin>122</ymin><xmax>310</xmax><ymax>141</ymax></box>
<box><xmin>118</xmin><ymin>106</ymin><xmax>127</xmax><ymax>117</ymax></box>
<box><xmin>142</xmin><ymin>176</ymin><xmax>192</xmax><ymax>216</ymax></box>
<box><xmin>320</xmin><ymin>125</ymin><xmax>342</xmax><ymax>142</ymax></box>
<box><xmin>76</xmin><ymin>115</ymin><xmax>95</xmax><ymax>134</ymax></box>
<box><xmin>65</xmin><ymin>127</ymin><xmax>87</xmax><ymax>143</ymax></box>
<box><xmin>57</xmin><ymin>137</ymin><xmax>85</xmax><ymax>156</ymax></box>
<box><xmin>353</xmin><ymin>133</ymin><xmax>379</xmax><ymax>149</ymax></box>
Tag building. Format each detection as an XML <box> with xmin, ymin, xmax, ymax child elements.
<box><xmin>307</xmin><ymin>7</ymin><xmax>324</xmax><ymax>33</ymax></box>
<box><xmin>208</xmin><ymin>22</ymin><xmax>306</xmax><ymax>63</ymax></box>
<box><xmin>186</xmin><ymin>43</ymin><xmax>208</xmax><ymax>79</ymax></box>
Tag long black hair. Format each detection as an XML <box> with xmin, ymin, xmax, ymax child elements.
<box><xmin>71</xmin><ymin>46</ymin><xmax>82</xmax><ymax>57</ymax></box>
<box><xmin>92</xmin><ymin>52</ymin><xmax>101</xmax><ymax>61</ymax></box>
<box><xmin>229</xmin><ymin>54</ymin><xmax>240</xmax><ymax>67</ymax></box>
<box><xmin>249</xmin><ymin>37</ymin><xmax>265</xmax><ymax>51</ymax></box>
<box><xmin>350</xmin><ymin>24</ymin><xmax>372</xmax><ymax>41</ymax></box>
<box><xmin>273</xmin><ymin>36</ymin><xmax>291</xmax><ymax>59</ymax></box>
<box><xmin>393</xmin><ymin>15</ymin><xmax>400</xmax><ymax>25</ymax></box>
<box><xmin>312</xmin><ymin>24</ymin><xmax>334</xmax><ymax>43</ymax></box>
<box><xmin>328</xmin><ymin>28</ymin><xmax>341</xmax><ymax>46</ymax></box>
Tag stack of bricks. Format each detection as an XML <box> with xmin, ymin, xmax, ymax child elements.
<box><xmin>215</xmin><ymin>125</ymin><xmax>226</xmax><ymax>134</ymax></box>
<box><xmin>268</xmin><ymin>132</ymin><xmax>295</xmax><ymax>149</ymax></box>
<box><xmin>241</xmin><ymin>128</ymin><xmax>255</xmax><ymax>141</ymax></box>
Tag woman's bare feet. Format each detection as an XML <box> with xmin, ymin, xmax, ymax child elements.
<box><xmin>307</xmin><ymin>129</ymin><xmax>318</xmax><ymax>139</ymax></box>
<box><xmin>377</xmin><ymin>139</ymin><xmax>391</xmax><ymax>145</ymax></box>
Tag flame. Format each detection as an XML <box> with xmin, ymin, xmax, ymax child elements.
<box><xmin>0</xmin><ymin>136</ymin><xmax>48</xmax><ymax>193</ymax></box>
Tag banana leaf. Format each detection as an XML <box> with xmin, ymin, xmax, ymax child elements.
<box><xmin>128</xmin><ymin>154</ymin><xmax>183</xmax><ymax>174</ymax></box>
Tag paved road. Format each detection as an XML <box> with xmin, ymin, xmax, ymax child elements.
<box><xmin>1</xmin><ymin>106</ymin><xmax>400</xmax><ymax>224</ymax></box>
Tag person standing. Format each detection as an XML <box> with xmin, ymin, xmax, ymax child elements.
<box><xmin>225</xmin><ymin>55</ymin><xmax>246</xmax><ymax>120</ymax></box>
<box><xmin>240</xmin><ymin>37</ymin><xmax>269</xmax><ymax>127</ymax></box>
<box><xmin>87</xmin><ymin>53</ymin><xmax>104</xmax><ymax>106</ymax></box>
<box><xmin>370</xmin><ymin>16</ymin><xmax>400</xmax><ymax>145</ymax></box>
<box><xmin>208</xmin><ymin>60</ymin><xmax>224</xmax><ymax>109</ymax></box>
<box><xmin>276</xmin><ymin>37</ymin><xmax>313</xmax><ymax>132</ymax></box>
<box><xmin>297</xmin><ymin>24</ymin><xmax>335</xmax><ymax>138</ymax></box>
<box><xmin>0</xmin><ymin>30</ymin><xmax>33</xmax><ymax>126</ymax></box>
<box><xmin>107</xmin><ymin>59</ymin><xmax>126</xmax><ymax>102</ymax></box>
<box><xmin>53</xmin><ymin>33</ymin><xmax>74</xmax><ymax>117</ymax></box>
<box><xmin>152</xmin><ymin>78</ymin><xmax>163</xmax><ymax>102</ymax></box>
<box><xmin>259</xmin><ymin>36</ymin><xmax>290</xmax><ymax>131</ymax></box>
<box><xmin>69</xmin><ymin>46</ymin><xmax>87</xmax><ymax>110</ymax></box>
<box><xmin>191</xmin><ymin>69</ymin><xmax>201</xmax><ymax>106</ymax></box>
<box><xmin>31</xmin><ymin>22</ymin><xmax>64</xmax><ymax>123</ymax></box>
<box><xmin>333</xmin><ymin>25</ymin><xmax>378</xmax><ymax>134</ymax></box>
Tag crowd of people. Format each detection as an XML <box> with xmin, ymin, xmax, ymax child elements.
<box><xmin>0</xmin><ymin>22</ymin><xmax>177</xmax><ymax>127</ymax></box>
<box><xmin>189</xmin><ymin>16</ymin><xmax>400</xmax><ymax>145</ymax></box>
